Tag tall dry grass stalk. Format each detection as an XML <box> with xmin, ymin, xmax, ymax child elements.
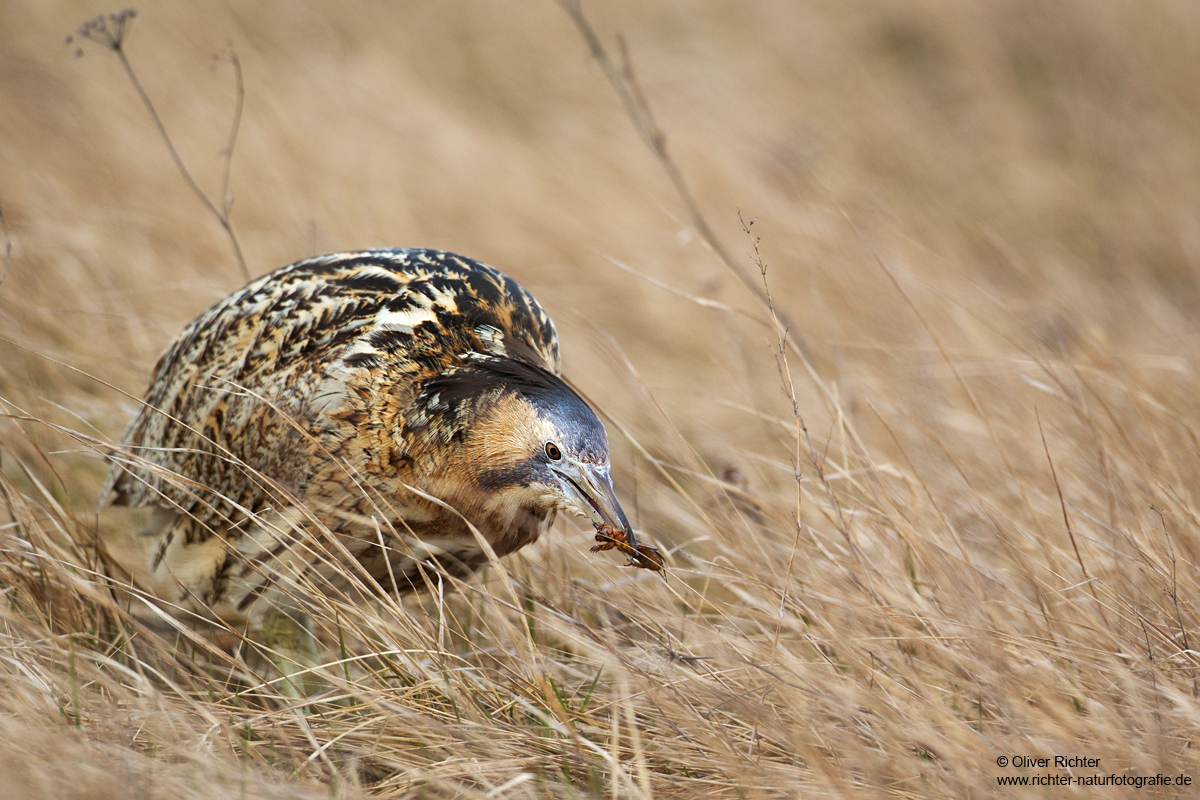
<box><xmin>4</xmin><ymin>0</ymin><xmax>1200</xmax><ymax>797</ymax></box>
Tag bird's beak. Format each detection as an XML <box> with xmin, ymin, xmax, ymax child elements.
<box><xmin>555</xmin><ymin>460</ymin><xmax>637</xmax><ymax>547</ymax></box>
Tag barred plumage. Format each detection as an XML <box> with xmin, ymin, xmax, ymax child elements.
<box><xmin>101</xmin><ymin>248</ymin><xmax>630</xmax><ymax>622</ymax></box>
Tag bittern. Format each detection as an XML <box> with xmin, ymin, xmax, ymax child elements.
<box><xmin>99</xmin><ymin>249</ymin><xmax>634</xmax><ymax>691</ymax></box>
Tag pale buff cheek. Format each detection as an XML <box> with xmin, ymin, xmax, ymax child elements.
<box><xmin>468</xmin><ymin>394</ymin><xmax>560</xmax><ymax>469</ymax></box>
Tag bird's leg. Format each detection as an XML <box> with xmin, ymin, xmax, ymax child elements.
<box><xmin>260</xmin><ymin>607</ymin><xmax>319</xmax><ymax>701</ymax></box>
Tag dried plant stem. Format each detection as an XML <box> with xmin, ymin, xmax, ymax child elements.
<box><xmin>739</xmin><ymin>213</ymin><xmax>808</xmax><ymax>759</ymax></box>
<box><xmin>112</xmin><ymin>46</ymin><xmax>248</xmax><ymax>282</ymax></box>
<box><xmin>216</xmin><ymin>46</ymin><xmax>244</xmax><ymax>225</ymax></box>
<box><xmin>556</xmin><ymin>0</ymin><xmax>814</xmax><ymax>369</ymax></box>
<box><xmin>739</xmin><ymin>212</ymin><xmax>808</xmax><ymax>660</ymax></box>
<box><xmin>71</xmin><ymin>11</ymin><xmax>249</xmax><ymax>282</ymax></box>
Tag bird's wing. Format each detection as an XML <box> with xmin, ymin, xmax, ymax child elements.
<box><xmin>100</xmin><ymin>249</ymin><xmax>561</xmax><ymax>529</ymax></box>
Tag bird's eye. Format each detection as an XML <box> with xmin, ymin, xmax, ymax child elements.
<box><xmin>544</xmin><ymin>441</ymin><xmax>562</xmax><ymax>460</ymax></box>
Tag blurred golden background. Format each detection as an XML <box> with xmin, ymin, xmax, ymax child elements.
<box><xmin>4</xmin><ymin>1</ymin><xmax>1200</xmax><ymax>797</ymax></box>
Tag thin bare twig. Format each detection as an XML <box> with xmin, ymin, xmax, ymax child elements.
<box><xmin>69</xmin><ymin>10</ymin><xmax>250</xmax><ymax>282</ymax></box>
<box><xmin>739</xmin><ymin>212</ymin><xmax>807</xmax><ymax>652</ymax></box>
<box><xmin>556</xmin><ymin>0</ymin><xmax>814</xmax><ymax>368</ymax></box>
<box><xmin>214</xmin><ymin>44</ymin><xmax>244</xmax><ymax>222</ymax></box>
<box><xmin>738</xmin><ymin>212</ymin><xmax>807</xmax><ymax>759</ymax></box>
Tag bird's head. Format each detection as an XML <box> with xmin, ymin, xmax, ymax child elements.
<box><xmin>413</xmin><ymin>353</ymin><xmax>634</xmax><ymax>546</ymax></box>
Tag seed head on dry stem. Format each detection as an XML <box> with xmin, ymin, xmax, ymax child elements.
<box><xmin>65</xmin><ymin>9</ymin><xmax>136</xmax><ymax>56</ymax></box>
<box><xmin>67</xmin><ymin>8</ymin><xmax>249</xmax><ymax>282</ymax></box>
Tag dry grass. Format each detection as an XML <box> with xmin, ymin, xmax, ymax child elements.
<box><xmin>4</xmin><ymin>0</ymin><xmax>1200</xmax><ymax>796</ymax></box>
